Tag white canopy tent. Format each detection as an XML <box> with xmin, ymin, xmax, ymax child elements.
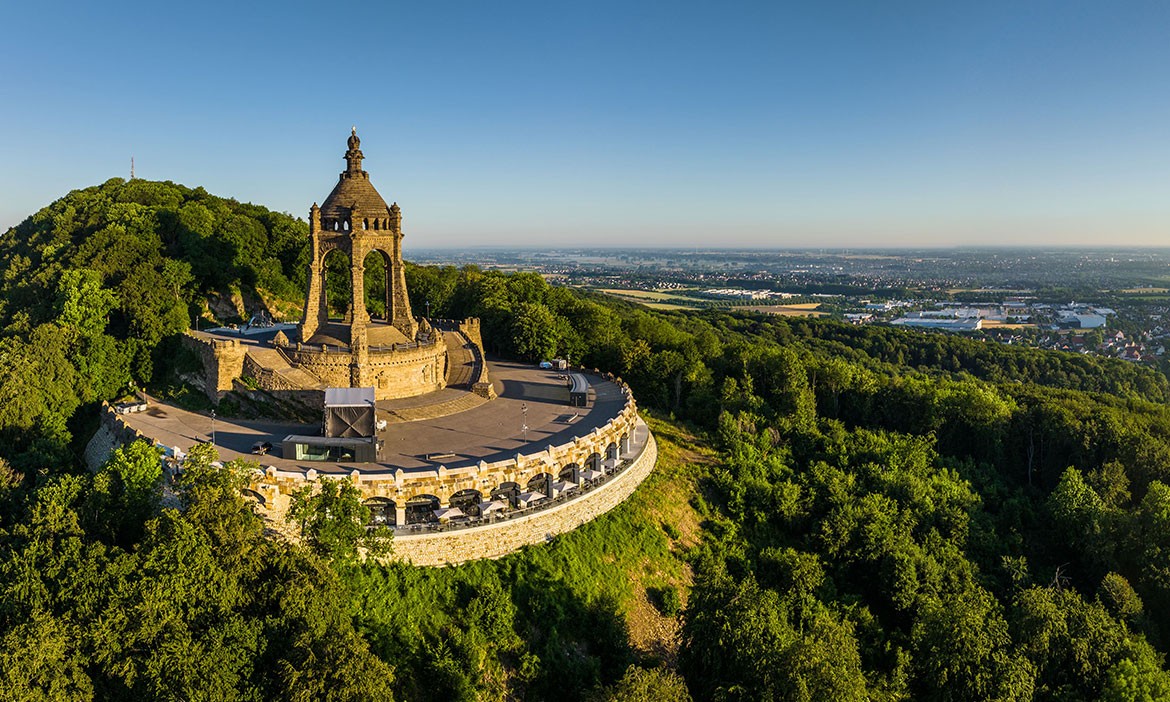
<box><xmin>516</xmin><ymin>491</ymin><xmax>547</xmax><ymax>507</ymax></box>
<box><xmin>478</xmin><ymin>500</ymin><xmax>508</xmax><ymax>515</ymax></box>
<box><xmin>433</xmin><ymin>507</ymin><xmax>466</xmax><ymax>522</ymax></box>
<box><xmin>551</xmin><ymin>480</ymin><xmax>578</xmax><ymax>496</ymax></box>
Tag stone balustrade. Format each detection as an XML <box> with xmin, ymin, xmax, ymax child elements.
<box><xmin>91</xmin><ymin>366</ymin><xmax>657</xmax><ymax>564</ymax></box>
<box><xmin>246</xmin><ymin>371</ymin><xmax>642</xmax><ymax>520</ymax></box>
<box><xmin>387</xmin><ymin>426</ymin><xmax>657</xmax><ymax>566</ymax></box>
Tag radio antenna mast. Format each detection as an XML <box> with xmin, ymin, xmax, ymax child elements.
<box><xmin>130</xmin><ymin>156</ymin><xmax>135</xmax><ymax>180</ymax></box>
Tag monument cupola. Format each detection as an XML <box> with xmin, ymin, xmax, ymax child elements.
<box><xmin>318</xmin><ymin>128</ymin><xmax>392</xmax><ymax>230</ymax></box>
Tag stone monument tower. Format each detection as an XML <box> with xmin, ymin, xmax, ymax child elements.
<box><xmin>300</xmin><ymin>129</ymin><xmax>418</xmax><ymax>384</ymax></box>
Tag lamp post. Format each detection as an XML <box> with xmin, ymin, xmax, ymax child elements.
<box><xmin>521</xmin><ymin>403</ymin><xmax>528</xmax><ymax>443</ymax></box>
<box><xmin>210</xmin><ymin>409</ymin><xmax>216</xmax><ymax>446</ymax></box>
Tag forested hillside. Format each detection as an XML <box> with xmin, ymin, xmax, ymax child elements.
<box><xmin>3</xmin><ymin>183</ymin><xmax>1170</xmax><ymax>699</ymax></box>
<box><xmin>0</xmin><ymin>179</ymin><xmax>307</xmax><ymax>468</ymax></box>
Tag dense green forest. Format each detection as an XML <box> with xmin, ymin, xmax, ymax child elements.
<box><xmin>4</xmin><ymin>180</ymin><xmax>1170</xmax><ymax>699</ymax></box>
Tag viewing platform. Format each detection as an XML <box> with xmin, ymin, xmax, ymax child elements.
<box><xmin>95</xmin><ymin>359</ymin><xmax>652</xmax><ymax>565</ymax></box>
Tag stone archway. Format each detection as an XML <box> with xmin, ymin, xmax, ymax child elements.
<box><xmin>586</xmin><ymin>452</ymin><xmax>602</xmax><ymax>473</ymax></box>
<box><xmin>559</xmin><ymin>463</ymin><xmax>580</xmax><ymax>483</ymax></box>
<box><xmin>364</xmin><ymin>497</ymin><xmax>396</xmax><ymax>526</ymax></box>
<box><xmin>322</xmin><ymin>247</ymin><xmax>353</xmax><ymax>322</ymax></box>
<box><xmin>405</xmin><ymin>494</ymin><xmax>440</xmax><ymax>524</ymax></box>
<box><xmin>362</xmin><ymin>249</ymin><xmax>392</xmax><ymax>322</ymax></box>
<box><xmin>491</xmin><ymin>482</ymin><xmax>520</xmax><ymax>507</ymax></box>
<box><xmin>526</xmin><ymin>472</ymin><xmax>552</xmax><ymax>497</ymax></box>
<box><xmin>450</xmin><ymin>488</ymin><xmax>483</xmax><ymax>516</ymax></box>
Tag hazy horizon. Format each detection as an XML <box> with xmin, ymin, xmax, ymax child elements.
<box><xmin>3</xmin><ymin>1</ymin><xmax>1168</xmax><ymax>248</ymax></box>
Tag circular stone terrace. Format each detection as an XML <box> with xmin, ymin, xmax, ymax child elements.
<box><xmin>112</xmin><ymin>360</ymin><xmax>655</xmax><ymax>564</ymax></box>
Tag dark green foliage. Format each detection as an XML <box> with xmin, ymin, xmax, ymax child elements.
<box><xmin>589</xmin><ymin>665</ymin><xmax>693</xmax><ymax>702</ymax></box>
<box><xmin>0</xmin><ymin>444</ymin><xmax>395</xmax><ymax>701</ymax></box>
<box><xmin>510</xmin><ymin>301</ymin><xmax>559</xmax><ymax>361</ymax></box>
<box><xmin>649</xmin><ymin>585</ymin><xmax>681</xmax><ymax>617</ymax></box>
<box><xmin>87</xmin><ymin>440</ymin><xmax>162</xmax><ymax>544</ymax></box>
<box><xmin>286</xmin><ymin>477</ymin><xmax>392</xmax><ymax>562</ymax></box>
<box><xmin>681</xmin><ymin>563</ymin><xmax>868</xmax><ymax>701</ymax></box>
<box><xmin>0</xmin><ymin>179</ymin><xmax>309</xmax><ymax>466</ymax></box>
<box><xmin>8</xmin><ymin>182</ymin><xmax>1170</xmax><ymax>699</ymax></box>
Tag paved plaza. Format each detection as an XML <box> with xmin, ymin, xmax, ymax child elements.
<box><xmin>125</xmin><ymin>360</ymin><xmax>627</xmax><ymax>476</ymax></box>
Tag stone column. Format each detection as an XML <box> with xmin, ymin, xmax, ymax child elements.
<box><xmin>395</xmin><ymin>505</ymin><xmax>406</xmax><ymax>526</ymax></box>
<box><xmin>383</xmin><ymin>254</ymin><xmax>393</xmax><ymax>324</ymax></box>
<box><xmin>350</xmin><ymin>244</ymin><xmax>369</xmax><ymax>327</ymax></box>
<box><xmin>300</xmin><ymin>236</ymin><xmax>325</xmax><ymax>342</ymax></box>
<box><xmin>389</xmin><ymin>232</ymin><xmax>417</xmax><ymax>338</ymax></box>
<box><xmin>349</xmin><ymin>240</ymin><xmax>370</xmax><ymax>387</ymax></box>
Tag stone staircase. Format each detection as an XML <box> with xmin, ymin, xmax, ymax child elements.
<box><xmin>246</xmin><ymin>347</ymin><xmax>326</xmax><ymax>390</ymax></box>
<box><xmin>383</xmin><ymin>390</ymin><xmax>488</xmax><ymax>424</ymax></box>
<box><xmin>444</xmin><ymin>331</ymin><xmax>476</xmax><ymax>387</ymax></box>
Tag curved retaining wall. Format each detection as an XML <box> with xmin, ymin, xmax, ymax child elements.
<box><xmin>389</xmin><ymin>429</ymin><xmax>657</xmax><ymax>566</ymax></box>
<box><xmin>251</xmin><ymin>373</ymin><xmax>642</xmax><ymax>510</ymax></box>
<box><xmin>92</xmin><ymin>364</ymin><xmax>656</xmax><ymax>565</ymax></box>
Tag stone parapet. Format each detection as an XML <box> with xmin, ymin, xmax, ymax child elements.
<box><xmin>242</xmin><ymin>354</ymin><xmax>309</xmax><ymax>393</ymax></box>
<box><xmin>246</xmin><ymin>371</ymin><xmax>640</xmax><ymax>508</ymax></box>
<box><xmin>92</xmin><ymin>359</ymin><xmax>654</xmax><ymax>565</ymax></box>
<box><xmin>389</xmin><ymin>430</ymin><xmax>657</xmax><ymax>566</ymax></box>
<box><xmin>86</xmin><ymin>401</ymin><xmax>167</xmax><ymax>470</ymax></box>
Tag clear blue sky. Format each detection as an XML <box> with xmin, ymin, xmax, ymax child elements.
<box><xmin>2</xmin><ymin>1</ymin><xmax>1169</xmax><ymax>248</ymax></box>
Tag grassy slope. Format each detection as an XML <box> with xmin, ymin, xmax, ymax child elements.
<box><xmin>345</xmin><ymin>414</ymin><xmax>715</xmax><ymax>694</ymax></box>
<box><xmin>497</xmin><ymin>415</ymin><xmax>712</xmax><ymax>657</ymax></box>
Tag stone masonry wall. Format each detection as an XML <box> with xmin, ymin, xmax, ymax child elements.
<box><xmin>389</xmin><ymin>431</ymin><xmax>658</xmax><ymax>566</ymax></box>
<box><xmin>87</xmin><ymin>398</ymin><xmax>658</xmax><ymax>566</ymax></box>
<box><xmin>283</xmin><ymin>342</ymin><xmax>447</xmax><ymax>400</ymax></box>
<box><xmin>86</xmin><ymin>402</ymin><xmax>163</xmax><ymax>470</ymax></box>
<box><xmin>242</xmin><ymin>353</ymin><xmax>307</xmax><ymax>393</ymax></box>
<box><xmin>183</xmin><ymin>332</ymin><xmax>248</xmax><ymax>401</ymax></box>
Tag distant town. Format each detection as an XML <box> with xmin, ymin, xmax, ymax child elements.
<box><xmin>408</xmin><ymin>246</ymin><xmax>1170</xmax><ymax>369</ymax></box>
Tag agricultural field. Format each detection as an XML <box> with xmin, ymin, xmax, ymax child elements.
<box><xmin>595</xmin><ymin>288</ymin><xmax>709</xmax><ymax>309</ymax></box>
<box><xmin>740</xmin><ymin>302</ymin><xmax>828</xmax><ymax>317</ymax></box>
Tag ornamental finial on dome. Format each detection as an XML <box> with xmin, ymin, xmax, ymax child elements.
<box><xmin>344</xmin><ymin>128</ymin><xmax>363</xmax><ymax>174</ymax></box>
